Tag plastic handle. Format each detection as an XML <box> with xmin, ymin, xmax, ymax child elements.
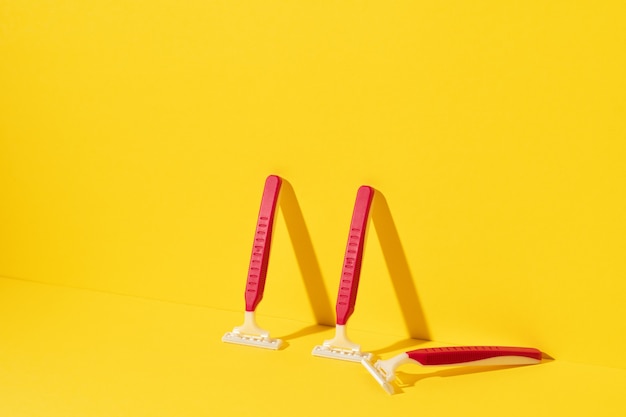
<box><xmin>245</xmin><ymin>175</ymin><xmax>282</xmax><ymax>312</ymax></box>
<box><xmin>336</xmin><ymin>186</ymin><xmax>375</xmax><ymax>325</ymax></box>
<box><xmin>407</xmin><ymin>346</ymin><xmax>542</xmax><ymax>366</ymax></box>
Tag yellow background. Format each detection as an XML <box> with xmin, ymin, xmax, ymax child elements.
<box><xmin>1</xmin><ymin>1</ymin><xmax>625</xmax><ymax>415</ymax></box>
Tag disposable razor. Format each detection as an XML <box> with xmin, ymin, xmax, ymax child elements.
<box><xmin>222</xmin><ymin>175</ymin><xmax>283</xmax><ymax>349</ymax></box>
<box><xmin>312</xmin><ymin>185</ymin><xmax>374</xmax><ymax>362</ymax></box>
<box><xmin>362</xmin><ymin>346</ymin><xmax>542</xmax><ymax>394</ymax></box>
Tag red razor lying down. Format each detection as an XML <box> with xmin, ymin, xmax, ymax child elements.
<box><xmin>362</xmin><ymin>346</ymin><xmax>542</xmax><ymax>394</ymax></box>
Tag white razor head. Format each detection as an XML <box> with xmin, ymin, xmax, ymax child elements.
<box><xmin>312</xmin><ymin>324</ymin><xmax>371</xmax><ymax>362</ymax></box>
<box><xmin>311</xmin><ymin>345</ymin><xmax>373</xmax><ymax>362</ymax></box>
<box><xmin>222</xmin><ymin>332</ymin><xmax>282</xmax><ymax>350</ymax></box>
<box><xmin>361</xmin><ymin>359</ymin><xmax>395</xmax><ymax>395</ymax></box>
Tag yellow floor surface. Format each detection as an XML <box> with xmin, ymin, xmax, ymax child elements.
<box><xmin>1</xmin><ymin>277</ymin><xmax>624</xmax><ymax>416</ymax></box>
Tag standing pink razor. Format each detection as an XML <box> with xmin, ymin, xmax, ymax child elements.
<box><xmin>312</xmin><ymin>185</ymin><xmax>375</xmax><ymax>362</ymax></box>
<box><xmin>222</xmin><ymin>175</ymin><xmax>283</xmax><ymax>349</ymax></box>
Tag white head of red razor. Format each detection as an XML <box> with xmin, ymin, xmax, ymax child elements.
<box><xmin>361</xmin><ymin>358</ymin><xmax>396</xmax><ymax>395</ymax></box>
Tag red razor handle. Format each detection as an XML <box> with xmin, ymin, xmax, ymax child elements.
<box><xmin>245</xmin><ymin>175</ymin><xmax>282</xmax><ymax>312</ymax></box>
<box><xmin>336</xmin><ymin>186</ymin><xmax>374</xmax><ymax>325</ymax></box>
<box><xmin>407</xmin><ymin>346</ymin><xmax>543</xmax><ymax>365</ymax></box>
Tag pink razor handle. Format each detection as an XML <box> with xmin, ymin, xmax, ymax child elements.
<box><xmin>245</xmin><ymin>175</ymin><xmax>282</xmax><ymax>312</ymax></box>
<box><xmin>336</xmin><ymin>186</ymin><xmax>374</xmax><ymax>325</ymax></box>
<box><xmin>407</xmin><ymin>346</ymin><xmax>542</xmax><ymax>365</ymax></box>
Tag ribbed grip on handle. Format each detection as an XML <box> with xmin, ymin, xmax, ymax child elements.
<box><xmin>245</xmin><ymin>175</ymin><xmax>282</xmax><ymax>312</ymax></box>
<box><xmin>407</xmin><ymin>346</ymin><xmax>542</xmax><ymax>366</ymax></box>
<box><xmin>336</xmin><ymin>186</ymin><xmax>374</xmax><ymax>325</ymax></box>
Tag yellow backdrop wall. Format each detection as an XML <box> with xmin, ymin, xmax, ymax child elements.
<box><xmin>1</xmin><ymin>1</ymin><xmax>625</xmax><ymax>371</ymax></box>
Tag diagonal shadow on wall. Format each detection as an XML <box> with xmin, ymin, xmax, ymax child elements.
<box><xmin>278</xmin><ymin>180</ymin><xmax>335</xmax><ymax>332</ymax></box>
<box><xmin>370</xmin><ymin>190</ymin><xmax>431</xmax><ymax>346</ymax></box>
